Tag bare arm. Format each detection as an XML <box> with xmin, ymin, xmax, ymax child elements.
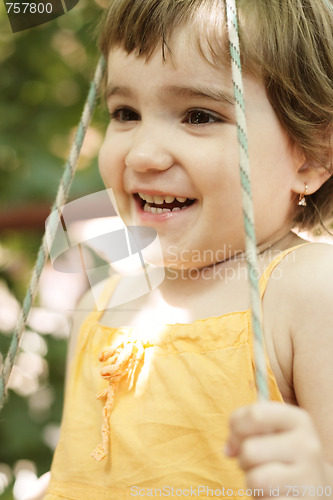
<box><xmin>226</xmin><ymin>243</ymin><xmax>333</xmax><ymax>498</ymax></box>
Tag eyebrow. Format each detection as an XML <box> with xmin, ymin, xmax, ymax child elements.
<box><xmin>161</xmin><ymin>85</ymin><xmax>235</xmax><ymax>105</ymax></box>
<box><xmin>105</xmin><ymin>84</ymin><xmax>235</xmax><ymax>106</ymax></box>
<box><xmin>105</xmin><ymin>85</ymin><xmax>132</xmax><ymax>100</ymax></box>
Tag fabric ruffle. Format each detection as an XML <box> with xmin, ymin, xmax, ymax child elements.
<box><xmin>91</xmin><ymin>339</ymin><xmax>151</xmax><ymax>461</ymax></box>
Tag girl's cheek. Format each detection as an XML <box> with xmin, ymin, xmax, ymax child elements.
<box><xmin>98</xmin><ymin>142</ymin><xmax>125</xmax><ymax>191</ymax></box>
<box><xmin>98</xmin><ymin>139</ymin><xmax>115</xmax><ymax>182</ymax></box>
<box><xmin>98</xmin><ymin>149</ymin><xmax>108</xmax><ymax>184</ymax></box>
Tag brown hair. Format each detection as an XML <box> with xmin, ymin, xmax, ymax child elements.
<box><xmin>99</xmin><ymin>0</ymin><xmax>333</xmax><ymax>230</ymax></box>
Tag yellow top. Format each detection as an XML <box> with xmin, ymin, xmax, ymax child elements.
<box><xmin>44</xmin><ymin>247</ymin><xmax>302</xmax><ymax>500</ymax></box>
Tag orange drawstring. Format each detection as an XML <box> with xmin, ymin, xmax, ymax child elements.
<box><xmin>91</xmin><ymin>340</ymin><xmax>146</xmax><ymax>462</ymax></box>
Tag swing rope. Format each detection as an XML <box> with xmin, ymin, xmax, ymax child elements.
<box><xmin>0</xmin><ymin>0</ymin><xmax>269</xmax><ymax>409</ymax></box>
<box><xmin>0</xmin><ymin>55</ymin><xmax>106</xmax><ymax>409</ymax></box>
<box><xmin>226</xmin><ymin>0</ymin><xmax>269</xmax><ymax>401</ymax></box>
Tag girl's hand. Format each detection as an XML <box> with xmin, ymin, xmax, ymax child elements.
<box><xmin>225</xmin><ymin>402</ymin><xmax>332</xmax><ymax>499</ymax></box>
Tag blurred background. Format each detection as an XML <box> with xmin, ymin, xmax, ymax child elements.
<box><xmin>0</xmin><ymin>1</ymin><xmax>108</xmax><ymax>497</ymax></box>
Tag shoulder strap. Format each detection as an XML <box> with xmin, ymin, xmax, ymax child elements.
<box><xmin>259</xmin><ymin>243</ymin><xmax>309</xmax><ymax>299</ymax></box>
<box><xmin>84</xmin><ymin>274</ymin><xmax>122</xmax><ymax>323</ymax></box>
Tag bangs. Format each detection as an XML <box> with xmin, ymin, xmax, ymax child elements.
<box><xmin>98</xmin><ymin>0</ymin><xmax>260</xmax><ymax>83</ymax></box>
<box><xmin>99</xmin><ymin>0</ymin><xmax>230</xmax><ymax>65</ymax></box>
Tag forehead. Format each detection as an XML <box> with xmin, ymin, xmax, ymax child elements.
<box><xmin>105</xmin><ymin>21</ymin><xmax>232</xmax><ymax>88</ymax></box>
<box><xmin>105</xmin><ymin>41</ymin><xmax>235</xmax><ymax>105</ymax></box>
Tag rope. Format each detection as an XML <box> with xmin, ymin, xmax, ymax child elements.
<box><xmin>225</xmin><ymin>0</ymin><xmax>269</xmax><ymax>401</ymax></box>
<box><xmin>0</xmin><ymin>55</ymin><xmax>106</xmax><ymax>409</ymax></box>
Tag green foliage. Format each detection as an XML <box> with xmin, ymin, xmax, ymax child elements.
<box><xmin>0</xmin><ymin>1</ymin><xmax>108</xmax><ymax>497</ymax></box>
<box><xmin>0</xmin><ymin>0</ymin><xmax>106</xmax><ymax>209</ymax></box>
<box><xmin>0</xmin><ymin>337</ymin><xmax>66</xmax><ymax>464</ymax></box>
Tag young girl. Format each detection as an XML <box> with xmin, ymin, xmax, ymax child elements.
<box><xmin>40</xmin><ymin>0</ymin><xmax>333</xmax><ymax>498</ymax></box>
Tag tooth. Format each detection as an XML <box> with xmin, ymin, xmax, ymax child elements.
<box><xmin>146</xmin><ymin>194</ymin><xmax>154</xmax><ymax>203</ymax></box>
<box><xmin>153</xmin><ymin>195</ymin><xmax>164</xmax><ymax>205</ymax></box>
<box><xmin>139</xmin><ymin>192</ymin><xmax>146</xmax><ymax>201</ymax></box>
<box><xmin>165</xmin><ymin>196</ymin><xmax>175</xmax><ymax>203</ymax></box>
<box><xmin>150</xmin><ymin>207</ymin><xmax>157</xmax><ymax>214</ymax></box>
<box><xmin>172</xmin><ymin>207</ymin><xmax>181</xmax><ymax>211</ymax></box>
<box><xmin>180</xmin><ymin>205</ymin><xmax>188</xmax><ymax>210</ymax></box>
<box><xmin>161</xmin><ymin>208</ymin><xmax>171</xmax><ymax>213</ymax></box>
<box><xmin>176</xmin><ymin>197</ymin><xmax>187</xmax><ymax>203</ymax></box>
<box><xmin>156</xmin><ymin>208</ymin><xmax>163</xmax><ymax>214</ymax></box>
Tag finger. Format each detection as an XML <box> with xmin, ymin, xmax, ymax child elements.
<box><xmin>245</xmin><ymin>462</ymin><xmax>298</xmax><ymax>495</ymax></box>
<box><xmin>229</xmin><ymin>402</ymin><xmax>313</xmax><ymax>438</ymax></box>
<box><xmin>237</xmin><ymin>433</ymin><xmax>295</xmax><ymax>470</ymax></box>
<box><xmin>236</xmin><ymin>431</ymin><xmax>322</xmax><ymax>472</ymax></box>
<box><xmin>225</xmin><ymin>402</ymin><xmax>316</xmax><ymax>458</ymax></box>
<box><xmin>246</xmin><ymin>462</ymin><xmax>327</xmax><ymax>498</ymax></box>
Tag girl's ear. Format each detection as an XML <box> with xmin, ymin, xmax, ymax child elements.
<box><xmin>291</xmin><ymin>125</ymin><xmax>333</xmax><ymax>196</ymax></box>
<box><xmin>292</xmin><ymin>160</ymin><xmax>332</xmax><ymax>197</ymax></box>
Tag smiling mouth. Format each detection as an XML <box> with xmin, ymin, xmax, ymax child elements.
<box><xmin>135</xmin><ymin>193</ymin><xmax>197</xmax><ymax>214</ymax></box>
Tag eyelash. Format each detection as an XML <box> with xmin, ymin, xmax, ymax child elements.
<box><xmin>182</xmin><ymin>109</ymin><xmax>223</xmax><ymax>125</ymax></box>
<box><xmin>109</xmin><ymin>108</ymin><xmax>140</xmax><ymax>122</ymax></box>
<box><xmin>109</xmin><ymin>107</ymin><xmax>224</xmax><ymax>126</ymax></box>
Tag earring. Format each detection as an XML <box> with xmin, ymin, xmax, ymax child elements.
<box><xmin>298</xmin><ymin>184</ymin><xmax>308</xmax><ymax>206</ymax></box>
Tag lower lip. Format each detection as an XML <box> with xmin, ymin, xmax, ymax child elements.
<box><xmin>134</xmin><ymin>197</ymin><xmax>198</xmax><ymax>223</ymax></box>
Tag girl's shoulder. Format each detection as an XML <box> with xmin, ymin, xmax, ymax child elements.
<box><xmin>262</xmin><ymin>241</ymin><xmax>333</xmax><ymax>403</ymax></box>
<box><xmin>277</xmin><ymin>241</ymin><xmax>333</xmax><ymax>296</ymax></box>
<box><xmin>265</xmin><ymin>240</ymin><xmax>333</xmax><ymax>326</ymax></box>
<box><xmin>272</xmin><ymin>241</ymin><xmax>333</xmax><ymax>455</ymax></box>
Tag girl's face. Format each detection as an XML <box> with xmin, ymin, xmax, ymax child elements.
<box><xmin>99</xmin><ymin>28</ymin><xmax>303</xmax><ymax>269</ymax></box>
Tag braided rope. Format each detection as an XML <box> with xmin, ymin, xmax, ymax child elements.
<box><xmin>225</xmin><ymin>0</ymin><xmax>269</xmax><ymax>401</ymax></box>
<box><xmin>0</xmin><ymin>55</ymin><xmax>106</xmax><ymax>409</ymax></box>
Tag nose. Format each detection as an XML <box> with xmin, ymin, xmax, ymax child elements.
<box><xmin>125</xmin><ymin>122</ymin><xmax>174</xmax><ymax>173</ymax></box>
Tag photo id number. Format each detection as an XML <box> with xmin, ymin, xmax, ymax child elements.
<box><xmin>6</xmin><ymin>2</ymin><xmax>53</xmax><ymax>14</ymax></box>
<box><xmin>284</xmin><ymin>486</ymin><xmax>332</xmax><ymax>497</ymax></box>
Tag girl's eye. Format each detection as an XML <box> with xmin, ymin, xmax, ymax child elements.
<box><xmin>183</xmin><ymin>110</ymin><xmax>222</xmax><ymax>125</ymax></box>
<box><xmin>110</xmin><ymin>108</ymin><xmax>140</xmax><ymax>122</ymax></box>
